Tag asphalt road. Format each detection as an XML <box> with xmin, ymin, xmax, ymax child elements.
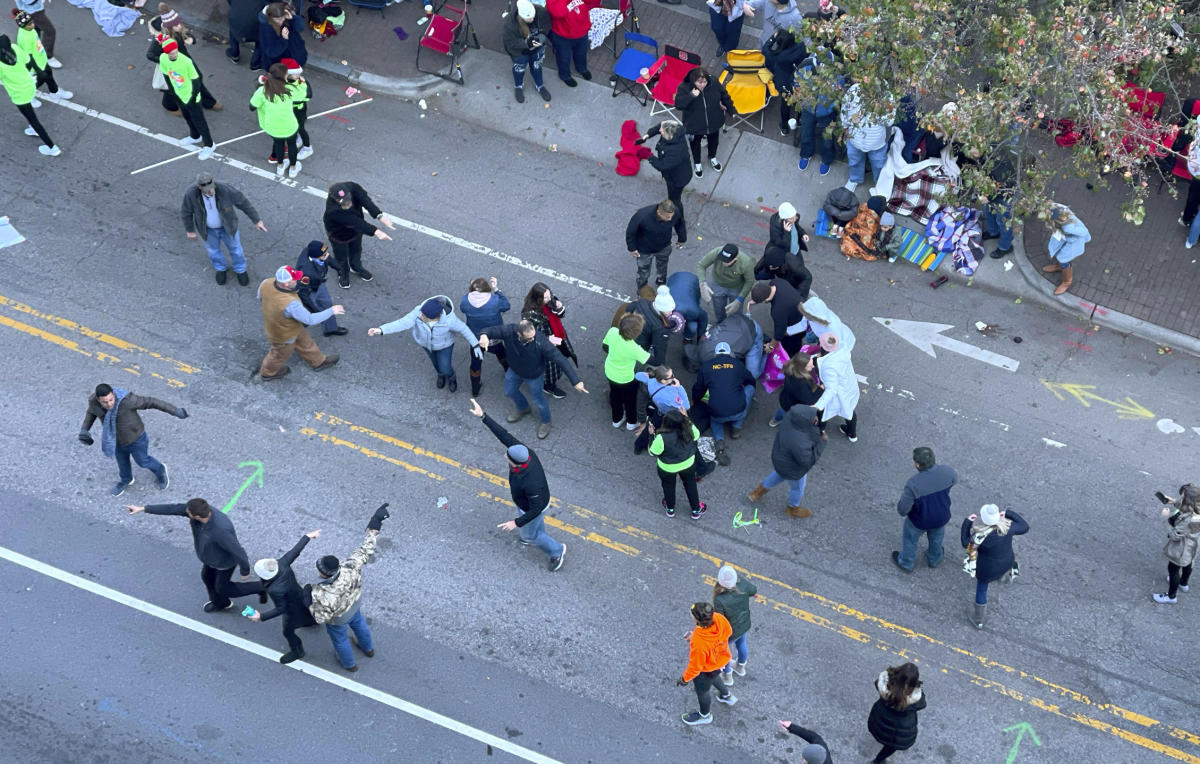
<box><xmin>1</xmin><ymin>8</ymin><xmax>1198</xmax><ymax>764</ymax></box>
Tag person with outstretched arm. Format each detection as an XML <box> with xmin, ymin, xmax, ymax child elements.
<box><xmin>778</xmin><ymin>721</ymin><xmax>832</xmax><ymax>762</ymax></box>
<box><xmin>245</xmin><ymin>529</ymin><xmax>321</xmax><ymax>664</ymax></box>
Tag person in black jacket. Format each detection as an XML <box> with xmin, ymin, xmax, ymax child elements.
<box><xmin>762</xmin><ymin>29</ymin><xmax>806</xmax><ymax>136</ymax></box>
<box><xmin>769</xmin><ymin>352</ymin><xmax>823</xmax><ymax>425</ymax></box>
<box><xmin>478</xmin><ymin>320</ymin><xmax>588</xmax><ymax>439</ymax></box>
<box><xmin>674</xmin><ymin>68</ymin><xmax>735</xmax><ymax>178</ymax></box>
<box><xmin>126</xmin><ymin>498</ymin><xmax>266</xmax><ymax>612</ymax></box>
<box><xmin>247</xmin><ymin>529</ymin><xmax>320</xmax><ymax>663</ymax></box>
<box><xmin>149</xmin><ymin>10</ymin><xmax>221</xmax><ymax>114</ymax></box>
<box><xmin>749</xmin><ymin>404</ymin><xmax>824</xmax><ymax>517</ymax></box>
<box><xmin>754</xmin><ymin>243</ymin><xmax>812</xmax><ymax>294</ymax></box>
<box><xmin>626</xmin><ymin>200</ymin><xmax>687</xmax><ymax>289</ymax></box>
<box><xmin>749</xmin><ymin>278</ymin><xmax>808</xmax><ymax>355</ymax></box>
<box><xmin>641</xmin><ymin>120</ymin><xmax>693</xmax><ymax>220</ymax></box>
<box><xmin>224</xmin><ymin>0</ymin><xmax>261</xmax><ymax>63</ymax></box>
<box><xmin>692</xmin><ymin>342</ymin><xmax>755</xmax><ymax>466</ymax></box>
<box><xmin>867</xmin><ymin>663</ymin><xmax>926</xmax><ymax>762</ymax></box>
<box><xmin>768</xmin><ymin>201</ymin><xmax>810</xmax><ymax>257</ymax></box>
<box><xmin>961</xmin><ymin>504</ymin><xmax>1029</xmax><ymax>628</ymax></box>
<box><xmin>295</xmin><ymin>240</ymin><xmax>345</xmax><ymax>336</ymax></box>
<box><xmin>626</xmin><ymin>286</ymin><xmax>677</xmax><ymax>366</ymax></box>
<box><xmin>322</xmin><ymin>181</ymin><xmax>394</xmax><ymax>289</ymax></box>
<box><xmin>503</xmin><ymin>0</ymin><xmax>553</xmax><ymax>103</ymax></box>
<box><xmin>469</xmin><ymin>398</ymin><xmax>566</xmax><ymax>571</ymax></box>
<box><xmin>777</xmin><ymin>721</ymin><xmax>831</xmax><ymax>763</ymax></box>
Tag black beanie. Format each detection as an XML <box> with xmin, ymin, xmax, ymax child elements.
<box><xmin>866</xmin><ymin>195</ymin><xmax>886</xmax><ymax>215</ymax></box>
<box><xmin>317</xmin><ymin>555</ymin><xmax>340</xmax><ymax>576</ymax></box>
<box><xmin>305</xmin><ymin>240</ymin><xmax>328</xmax><ymax>260</ymax></box>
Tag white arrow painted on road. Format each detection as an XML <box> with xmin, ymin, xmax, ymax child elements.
<box><xmin>874</xmin><ymin>318</ymin><xmax>1020</xmax><ymax>372</ymax></box>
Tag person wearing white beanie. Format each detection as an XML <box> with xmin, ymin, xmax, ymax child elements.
<box><xmin>503</xmin><ymin>0</ymin><xmax>553</xmax><ymax>103</ymax></box>
<box><xmin>713</xmin><ymin>564</ymin><xmax>757</xmax><ymax>684</ymax></box>
<box><xmin>245</xmin><ymin>529</ymin><xmax>321</xmax><ymax>664</ymax></box>
<box><xmin>961</xmin><ymin>503</ymin><xmax>1029</xmax><ymax>628</ymax></box>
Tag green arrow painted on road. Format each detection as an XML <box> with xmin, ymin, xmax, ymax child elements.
<box><xmin>1003</xmin><ymin>722</ymin><xmax>1042</xmax><ymax>764</ymax></box>
<box><xmin>221</xmin><ymin>461</ymin><xmax>264</xmax><ymax>514</ymax></box>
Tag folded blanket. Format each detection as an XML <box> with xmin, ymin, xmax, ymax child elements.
<box><xmin>888</xmin><ymin>167</ymin><xmax>947</xmax><ymax>226</ymax></box>
<box><xmin>67</xmin><ymin>0</ymin><xmax>140</xmax><ymax>36</ymax></box>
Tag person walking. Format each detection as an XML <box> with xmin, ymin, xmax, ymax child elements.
<box><xmin>251</xmin><ymin>63</ymin><xmax>302</xmax><ymax>178</ymax></box>
<box><xmin>79</xmin><ymin>383</ymin><xmax>187</xmax><ymax>496</ymax></box>
<box><xmin>13</xmin><ymin>10</ymin><xmax>70</xmax><ymax>100</ymax></box>
<box><xmin>251</xmin><ymin>1</ymin><xmax>307</xmax><ymax>71</ymax></box>
<box><xmin>692</xmin><ymin>341</ymin><xmax>756</xmax><ymax>466</ymax></box>
<box><xmin>546</xmin><ymin>0</ymin><xmax>591</xmax><ymax>88</ymax></box>
<box><xmin>961</xmin><ymin>503</ymin><xmax>1029</xmax><ymax>628</ymax></box>
<box><xmin>295</xmin><ymin>241</ymin><xmax>345</xmax><ymax>337</ymax></box>
<box><xmin>246</xmin><ymin>529</ymin><xmax>321</xmax><ymax>664</ymax></box>
<box><xmin>1042</xmin><ymin>203</ymin><xmax>1090</xmax><ymax>295</ymax></box>
<box><xmin>867</xmin><ymin>663</ymin><xmax>926</xmax><ymax>762</ymax></box>
<box><xmin>181</xmin><ymin>173</ymin><xmax>266</xmax><ymax>286</ymax></box>
<box><xmin>284</xmin><ymin>58</ymin><xmax>314</xmax><ymax>161</ymax></box>
<box><xmin>677</xmin><ymin>602</ymin><xmax>737</xmax><ymax>726</ymax></box>
<box><xmin>892</xmin><ymin>447</ymin><xmax>957</xmax><ymax>573</ymax></box>
<box><xmin>125</xmin><ymin>498</ymin><xmax>266</xmax><ymax>612</ymax></box>
<box><xmin>460</xmin><ymin>277</ymin><xmax>511</xmax><ymax>396</ymax></box>
<box><xmin>603</xmin><ymin>312</ymin><xmax>650</xmax><ymax>430</ymax></box>
<box><xmin>696</xmin><ymin>243</ymin><xmax>755</xmax><ymax>323</ymax></box>
<box><xmin>705</xmin><ymin>0</ymin><xmax>744</xmax><ymax>58</ymax></box>
<box><xmin>748</xmin><ymin>404</ymin><xmax>824</xmax><ymax>517</ymax></box>
<box><xmin>675</xmin><ymin>67</ymin><xmax>735</xmax><ymax>178</ymax></box>
<box><xmin>469</xmin><ymin>399</ymin><xmax>566</xmax><ymax>571</ymax></box>
<box><xmin>367</xmin><ymin>296</ymin><xmax>480</xmax><ymax>392</ymax></box>
<box><xmin>322</xmin><ymin>181</ymin><xmax>395</xmax><ymax>288</ymax></box>
<box><xmin>307</xmin><ymin>504</ymin><xmax>390</xmax><ymax>672</ymax></box>
<box><xmin>478</xmin><ymin>320</ymin><xmax>587</xmax><ymax>439</ymax></box>
<box><xmin>1153</xmin><ymin>484</ymin><xmax>1200</xmax><ymax>604</ymax></box>
<box><xmin>0</xmin><ymin>33</ymin><xmax>59</xmax><ymax>155</ymax></box>
<box><xmin>650</xmin><ymin>409</ymin><xmax>707</xmax><ymax>519</ymax></box>
<box><xmin>713</xmin><ymin>565</ymin><xmax>757</xmax><ymax>685</ymax></box>
<box><xmin>777</xmin><ymin>722</ymin><xmax>831</xmax><ymax>763</ymax></box>
<box><xmin>257</xmin><ymin>265</ymin><xmax>342</xmax><ymax>380</ymax></box>
<box><xmin>522</xmin><ymin>282</ymin><xmax>579</xmax><ymax>399</ymax></box>
<box><xmin>159</xmin><ymin>37</ymin><xmax>215</xmax><ymax>160</ymax></box>
<box><xmin>14</xmin><ymin>0</ymin><xmax>58</xmax><ymax>68</ymax></box>
<box><xmin>642</xmin><ymin>120</ymin><xmax>693</xmax><ymax>218</ymax></box>
<box><xmin>503</xmin><ymin>0</ymin><xmax>553</xmax><ymax>103</ymax></box>
<box><xmin>769</xmin><ymin>352</ymin><xmax>823</xmax><ymax>426</ymax></box>
<box><xmin>626</xmin><ymin>199</ymin><xmax>687</xmax><ymax>290</ymax></box>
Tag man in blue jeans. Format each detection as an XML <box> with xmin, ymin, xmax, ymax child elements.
<box><xmin>692</xmin><ymin>342</ymin><xmax>756</xmax><ymax>467</ymax></box>
<box><xmin>892</xmin><ymin>446</ymin><xmax>957</xmax><ymax>572</ymax></box>
<box><xmin>470</xmin><ymin>398</ymin><xmax>566</xmax><ymax>572</ymax></box>
<box><xmin>79</xmin><ymin>383</ymin><xmax>188</xmax><ymax>496</ymax></box>
<box><xmin>478</xmin><ymin>319</ymin><xmax>587</xmax><ymax>440</ymax></box>
<box><xmin>181</xmin><ymin>174</ymin><xmax>267</xmax><ymax>286</ymax></box>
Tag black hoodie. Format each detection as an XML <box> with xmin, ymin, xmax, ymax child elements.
<box><xmin>646</xmin><ymin>123</ymin><xmax>694</xmax><ymax>188</ymax></box>
<box><xmin>770</xmin><ymin>405</ymin><xmax>825</xmax><ymax>479</ymax></box>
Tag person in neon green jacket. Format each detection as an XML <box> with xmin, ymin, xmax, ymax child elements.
<box><xmin>282</xmin><ymin>57</ymin><xmax>313</xmax><ymax>161</ymax></box>
<box><xmin>159</xmin><ymin>36</ymin><xmax>214</xmax><ymax>160</ymax></box>
<box><xmin>0</xmin><ymin>33</ymin><xmax>59</xmax><ymax>155</ymax></box>
<box><xmin>13</xmin><ymin>11</ymin><xmax>70</xmax><ymax>100</ymax></box>
<box><xmin>250</xmin><ymin>63</ymin><xmax>301</xmax><ymax>178</ymax></box>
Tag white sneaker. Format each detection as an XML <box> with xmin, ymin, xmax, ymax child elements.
<box><xmin>715</xmin><ymin>693</ymin><xmax>738</xmax><ymax>706</ymax></box>
<box><xmin>611</xmin><ymin>417</ymin><xmax>625</xmax><ymax>429</ymax></box>
<box><xmin>844</xmin><ymin>180</ymin><xmax>858</xmax><ymax>191</ymax></box>
<box><xmin>30</xmin><ymin>97</ymin><xmax>42</xmax><ymax>108</ymax></box>
<box><xmin>710</xmin><ymin>157</ymin><xmax>723</xmax><ymax>171</ymax></box>
<box><xmin>1153</xmin><ymin>592</ymin><xmax>1177</xmax><ymax>604</ymax></box>
<box><xmin>694</xmin><ymin>162</ymin><xmax>703</xmax><ymax>178</ymax></box>
<box><xmin>287</xmin><ymin>161</ymin><xmax>302</xmax><ymax>179</ymax></box>
<box><xmin>198</xmin><ymin>146</ymin><xmax>214</xmax><ymax>161</ymax></box>
<box><xmin>180</xmin><ymin>136</ymin><xmax>201</xmax><ymax>146</ymax></box>
<box><xmin>296</xmin><ymin>145</ymin><xmax>313</xmax><ymax>161</ymax></box>
<box><xmin>276</xmin><ymin>158</ymin><xmax>289</xmax><ymax>177</ymax></box>
<box><xmin>39</xmin><ymin>144</ymin><xmax>61</xmax><ymax>156</ymax></box>
<box><xmin>625</xmin><ymin>421</ymin><xmax>638</xmax><ymax>431</ymax></box>
<box><xmin>24</xmin><ymin>126</ymin><xmax>37</xmax><ymax>137</ymax></box>
<box><xmin>55</xmin><ymin>89</ymin><xmax>73</xmax><ymax>100</ymax></box>
<box><xmin>48</xmin><ymin>57</ymin><xmax>63</xmax><ymax>69</ymax></box>
<box><xmin>1181</xmin><ymin>584</ymin><xmax>1190</xmax><ymax>593</ymax></box>
<box><xmin>1187</xmin><ymin>240</ymin><xmax>1195</xmax><ymax>250</ymax></box>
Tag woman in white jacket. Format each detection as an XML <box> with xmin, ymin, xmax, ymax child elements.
<box><xmin>791</xmin><ymin>293</ymin><xmax>860</xmax><ymax>441</ymax></box>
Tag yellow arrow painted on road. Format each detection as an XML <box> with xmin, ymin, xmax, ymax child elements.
<box><xmin>1040</xmin><ymin>381</ymin><xmax>1155</xmax><ymax>420</ymax></box>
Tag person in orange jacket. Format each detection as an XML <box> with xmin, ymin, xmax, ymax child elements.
<box><xmin>676</xmin><ymin>602</ymin><xmax>738</xmax><ymax>725</ymax></box>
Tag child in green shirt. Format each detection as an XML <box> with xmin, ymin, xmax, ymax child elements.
<box><xmin>13</xmin><ymin>11</ymin><xmax>70</xmax><ymax>100</ymax></box>
<box><xmin>0</xmin><ymin>33</ymin><xmax>59</xmax><ymax>154</ymax></box>
<box><xmin>282</xmin><ymin>57</ymin><xmax>314</xmax><ymax>161</ymax></box>
<box><xmin>159</xmin><ymin>36</ymin><xmax>214</xmax><ymax>159</ymax></box>
<box><xmin>250</xmin><ymin>63</ymin><xmax>300</xmax><ymax>178</ymax></box>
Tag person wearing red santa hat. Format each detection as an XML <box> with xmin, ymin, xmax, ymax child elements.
<box><xmin>282</xmin><ymin>57</ymin><xmax>313</xmax><ymax>161</ymax></box>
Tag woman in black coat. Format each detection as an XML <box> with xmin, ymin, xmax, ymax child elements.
<box><xmin>867</xmin><ymin>663</ymin><xmax>926</xmax><ymax>762</ymax></box>
<box><xmin>674</xmin><ymin>68</ymin><xmax>735</xmax><ymax>177</ymax></box>
<box><xmin>961</xmin><ymin>504</ymin><xmax>1029</xmax><ymax>628</ymax></box>
<box><xmin>643</xmin><ymin>120</ymin><xmax>693</xmax><ymax>217</ymax></box>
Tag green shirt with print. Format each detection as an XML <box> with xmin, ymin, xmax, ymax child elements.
<box><xmin>159</xmin><ymin>52</ymin><xmax>200</xmax><ymax>105</ymax></box>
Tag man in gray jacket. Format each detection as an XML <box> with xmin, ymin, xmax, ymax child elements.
<box><xmin>893</xmin><ymin>446</ymin><xmax>957</xmax><ymax>572</ymax></box>
<box><xmin>180</xmin><ymin>174</ymin><xmax>267</xmax><ymax>286</ymax></box>
<box><xmin>79</xmin><ymin>383</ymin><xmax>188</xmax><ymax>496</ymax></box>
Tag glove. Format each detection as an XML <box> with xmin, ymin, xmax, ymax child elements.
<box><xmin>725</xmin><ymin>300</ymin><xmax>742</xmax><ymax>317</ymax></box>
<box><xmin>78</xmin><ymin>430</ymin><xmax>94</xmax><ymax>446</ymax></box>
<box><xmin>699</xmin><ymin>282</ymin><xmax>713</xmax><ymax>301</ymax></box>
<box><xmin>367</xmin><ymin>502</ymin><xmax>390</xmax><ymax>531</ymax></box>
<box><xmin>175</xmin><ymin>407</ymin><xmax>189</xmax><ymax>419</ymax></box>
<box><xmin>675</xmin><ymin>677</ymin><xmax>688</xmax><ymax>687</ymax></box>
<box><xmin>472</xmin><ymin>345</ymin><xmax>484</xmax><ymax>360</ymax></box>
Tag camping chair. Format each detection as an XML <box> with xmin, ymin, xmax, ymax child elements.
<box><xmin>637</xmin><ymin>45</ymin><xmax>700</xmax><ymax>119</ymax></box>
<box><xmin>415</xmin><ymin>0</ymin><xmax>480</xmax><ymax>84</ymax></box>
<box><xmin>345</xmin><ymin>0</ymin><xmax>386</xmax><ymax>17</ymax></box>
<box><xmin>611</xmin><ymin>32</ymin><xmax>657</xmax><ymax>105</ymax></box>
<box><xmin>718</xmin><ymin>49</ymin><xmax>777</xmax><ymax>133</ymax></box>
<box><xmin>598</xmin><ymin>0</ymin><xmax>640</xmax><ymax>57</ymax></box>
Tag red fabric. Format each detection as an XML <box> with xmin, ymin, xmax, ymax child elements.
<box><xmin>542</xmin><ymin>304</ymin><xmax>566</xmax><ymax>338</ymax></box>
<box><xmin>615</xmin><ymin>119</ymin><xmax>652</xmax><ymax>176</ymax></box>
<box><xmin>546</xmin><ymin>0</ymin><xmax>592</xmax><ymax>38</ymax></box>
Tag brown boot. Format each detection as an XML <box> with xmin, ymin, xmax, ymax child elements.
<box><xmin>1053</xmin><ymin>265</ymin><xmax>1073</xmax><ymax>295</ymax></box>
<box><xmin>748</xmin><ymin>484</ymin><xmax>768</xmax><ymax>502</ymax></box>
<box><xmin>786</xmin><ymin>505</ymin><xmax>812</xmax><ymax>518</ymax></box>
<box><xmin>1042</xmin><ymin>262</ymin><xmax>1062</xmax><ymax>273</ymax></box>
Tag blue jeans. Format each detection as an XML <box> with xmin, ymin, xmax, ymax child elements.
<box><xmin>708</xmin><ymin>8</ymin><xmax>744</xmax><ymax>52</ymax></box>
<box><xmin>710</xmin><ymin>385</ymin><xmax>754</xmax><ymax>440</ymax></box>
<box><xmin>847</xmin><ymin>143</ymin><xmax>887</xmax><ymax>184</ymax></box>
<box><xmin>976</xmin><ymin>578</ymin><xmax>989</xmax><ymax>605</ymax></box>
<box><xmin>204</xmin><ymin>227</ymin><xmax>246</xmax><ymax>273</ymax></box>
<box><xmin>549</xmin><ymin>31</ymin><xmax>589</xmax><ymax>80</ymax></box>
<box><xmin>721</xmin><ymin>633</ymin><xmax>749</xmax><ymax>674</ymax></box>
<box><xmin>115</xmin><ymin>432</ymin><xmax>165</xmax><ymax>484</ymax></box>
<box><xmin>325</xmin><ymin>609</ymin><xmax>374</xmax><ymax>668</ymax></box>
<box><xmin>424</xmin><ymin>346</ymin><xmax>455</xmax><ymax>381</ymax></box>
<box><xmin>310</xmin><ymin>282</ymin><xmax>339</xmax><ymax>333</ymax></box>
<box><xmin>511</xmin><ymin>46</ymin><xmax>546</xmax><ymax>89</ymax></box>
<box><xmin>984</xmin><ymin>200</ymin><xmax>1014</xmax><ymax>251</ymax></box>
<box><xmin>1187</xmin><ymin>213</ymin><xmax>1200</xmax><ymax>248</ymax></box>
<box><xmin>799</xmin><ymin>110</ymin><xmax>836</xmax><ymax>164</ymax></box>
<box><xmin>518</xmin><ymin>512</ymin><xmax>563</xmax><ymax>559</ymax></box>
<box><xmin>745</xmin><ymin>325</ymin><xmax>765</xmax><ymax>379</ymax></box>
<box><xmin>504</xmin><ymin>368</ymin><xmax>552</xmax><ymax>423</ymax></box>
<box><xmin>897</xmin><ymin>517</ymin><xmax>945</xmax><ymax>570</ymax></box>
<box><xmin>761</xmin><ymin>471</ymin><xmax>806</xmax><ymax>505</ymax></box>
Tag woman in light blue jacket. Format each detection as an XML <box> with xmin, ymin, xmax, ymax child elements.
<box><xmin>367</xmin><ymin>296</ymin><xmax>480</xmax><ymax>392</ymax></box>
<box><xmin>1042</xmin><ymin>204</ymin><xmax>1090</xmax><ymax>295</ymax></box>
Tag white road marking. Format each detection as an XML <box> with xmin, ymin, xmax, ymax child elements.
<box><xmin>1041</xmin><ymin>437</ymin><xmax>1067</xmax><ymax>448</ymax></box>
<box><xmin>1156</xmin><ymin>418</ymin><xmax>1186</xmax><ymax>434</ymax></box>
<box><xmin>0</xmin><ymin>544</ymin><xmax>562</xmax><ymax>764</ymax></box>
<box><xmin>874</xmin><ymin>317</ymin><xmax>1020</xmax><ymax>372</ymax></box>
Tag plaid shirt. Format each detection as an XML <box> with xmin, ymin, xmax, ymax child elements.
<box><xmin>309</xmin><ymin>532</ymin><xmax>377</xmax><ymax>624</ymax></box>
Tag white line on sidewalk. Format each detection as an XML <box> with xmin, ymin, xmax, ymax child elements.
<box><xmin>0</xmin><ymin>544</ymin><xmax>562</xmax><ymax>764</ymax></box>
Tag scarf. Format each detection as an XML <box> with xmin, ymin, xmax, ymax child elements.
<box><xmin>542</xmin><ymin>304</ymin><xmax>566</xmax><ymax>339</ymax></box>
<box><xmin>100</xmin><ymin>388</ymin><xmax>131</xmax><ymax>458</ymax></box>
<box><xmin>972</xmin><ymin>516</ymin><xmax>1012</xmax><ymax>537</ymax></box>
<box><xmin>719</xmin><ymin>0</ymin><xmax>735</xmax><ymax>15</ymax></box>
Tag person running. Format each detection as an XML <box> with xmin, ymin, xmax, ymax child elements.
<box><xmin>961</xmin><ymin>503</ymin><xmax>1029</xmax><ymax>628</ymax></box>
<box><xmin>159</xmin><ymin>36</ymin><xmax>214</xmax><ymax>160</ymax></box>
<box><xmin>79</xmin><ymin>383</ymin><xmax>187</xmax><ymax>496</ymax></box>
<box><xmin>603</xmin><ymin>312</ymin><xmax>649</xmax><ymax>430</ymax></box>
<box><xmin>522</xmin><ymin>282</ymin><xmax>578</xmax><ymax>400</ymax></box>
<box><xmin>283</xmin><ymin>57</ymin><xmax>313</xmax><ymax>161</ymax></box>
<box><xmin>13</xmin><ymin>10</ymin><xmax>70</xmax><ymax>100</ymax></box>
<box><xmin>368</xmin><ymin>296</ymin><xmax>480</xmax><ymax>393</ymax></box>
<box><xmin>748</xmin><ymin>404</ymin><xmax>824</xmax><ymax>518</ymax></box>
<box><xmin>257</xmin><ymin>265</ymin><xmax>342</xmax><ymax>380</ymax></box>
<box><xmin>713</xmin><ymin>565</ymin><xmax>757</xmax><ymax>686</ymax></box>
<box><xmin>246</xmin><ymin>529</ymin><xmax>321</xmax><ymax>664</ymax></box>
<box><xmin>469</xmin><ymin>398</ymin><xmax>566</xmax><ymax>571</ymax></box>
<box><xmin>251</xmin><ymin>63</ymin><xmax>301</xmax><ymax>178</ymax></box>
<box><xmin>460</xmin><ymin>277</ymin><xmax>511</xmax><ymax>396</ymax></box>
<box><xmin>892</xmin><ymin>446</ymin><xmax>957</xmax><ymax>573</ymax></box>
<box><xmin>867</xmin><ymin>663</ymin><xmax>927</xmax><ymax>762</ymax></box>
<box><xmin>649</xmin><ymin>409</ymin><xmax>707</xmax><ymax>519</ymax></box>
<box><xmin>0</xmin><ymin>33</ymin><xmax>59</xmax><ymax>155</ymax></box>
<box><xmin>1153</xmin><ymin>484</ymin><xmax>1200</xmax><ymax>604</ymax></box>
<box><xmin>677</xmin><ymin>601</ymin><xmax>737</xmax><ymax>725</ymax></box>
<box><xmin>322</xmin><ymin>181</ymin><xmax>395</xmax><ymax>288</ymax></box>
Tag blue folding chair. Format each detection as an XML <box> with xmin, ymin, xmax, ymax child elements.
<box><xmin>611</xmin><ymin>32</ymin><xmax>658</xmax><ymax>106</ymax></box>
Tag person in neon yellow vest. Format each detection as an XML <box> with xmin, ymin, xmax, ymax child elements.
<box><xmin>0</xmin><ymin>33</ymin><xmax>59</xmax><ymax>155</ymax></box>
<box><xmin>159</xmin><ymin>36</ymin><xmax>214</xmax><ymax>160</ymax></box>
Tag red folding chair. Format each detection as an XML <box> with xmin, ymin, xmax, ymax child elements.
<box><xmin>415</xmin><ymin>0</ymin><xmax>480</xmax><ymax>84</ymax></box>
<box><xmin>637</xmin><ymin>45</ymin><xmax>700</xmax><ymax>119</ymax></box>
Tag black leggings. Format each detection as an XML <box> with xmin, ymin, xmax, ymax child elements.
<box><xmin>692</xmin><ymin>669</ymin><xmax>728</xmax><ymax>715</ymax></box>
<box><xmin>872</xmin><ymin>745</ymin><xmax>899</xmax><ymax>763</ymax></box>
<box><xmin>658</xmin><ymin>463</ymin><xmax>700</xmax><ymax>511</ymax></box>
<box><xmin>608</xmin><ymin>379</ymin><xmax>639</xmax><ymax>425</ymax></box>
<box><xmin>1169</xmin><ymin>562</ymin><xmax>1194</xmax><ymax>598</ymax></box>
<box><xmin>271</xmin><ymin>133</ymin><xmax>299</xmax><ymax>167</ymax></box>
<box><xmin>34</xmin><ymin>67</ymin><xmax>58</xmax><ymax>94</ymax></box>
<box><xmin>178</xmin><ymin>96</ymin><xmax>214</xmax><ymax>147</ymax></box>
<box><xmin>296</xmin><ymin>104</ymin><xmax>310</xmax><ymax>147</ymax></box>
<box><xmin>16</xmin><ymin>102</ymin><xmax>53</xmax><ymax>147</ymax></box>
<box><xmin>689</xmin><ymin>131</ymin><xmax>720</xmax><ymax>164</ymax></box>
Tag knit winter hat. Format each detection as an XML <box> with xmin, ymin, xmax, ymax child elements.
<box><xmin>801</xmin><ymin>743</ymin><xmax>828</xmax><ymax>764</ymax></box>
<box><xmin>254</xmin><ymin>558</ymin><xmax>279</xmax><ymax>580</ymax></box>
<box><xmin>281</xmin><ymin>57</ymin><xmax>303</xmax><ymax>76</ymax></box>
<box><xmin>516</xmin><ymin>0</ymin><xmax>535</xmax><ymax>20</ymax></box>
<box><xmin>160</xmin><ymin>37</ymin><xmax>179</xmax><ymax>54</ymax></box>
<box><xmin>879</xmin><ymin>211</ymin><xmax>895</xmax><ymax>227</ymax></box>
<box><xmin>652</xmin><ymin>285</ymin><xmax>675</xmax><ymax>314</ymax></box>
<box><xmin>317</xmin><ymin>555</ymin><xmax>340</xmax><ymax>577</ymax></box>
<box><xmin>159</xmin><ymin>6</ymin><xmax>182</xmax><ymax>28</ymax></box>
<box><xmin>717</xmin><ymin>565</ymin><xmax>738</xmax><ymax>588</ymax></box>
<box><xmin>777</xmin><ymin>201</ymin><xmax>797</xmax><ymax>219</ymax></box>
<box><xmin>420</xmin><ymin>298</ymin><xmax>444</xmax><ymax>319</ymax></box>
<box><xmin>507</xmin><ymin>444</ymin><xmax>530</xmax><ymax>464</ymax></box>
<box><xmin>866</xmin><ymin>195</ymin><xmax>886</xmax><ymax>215</ymax></box>
<box><xmin>12</xmin><ymin>10</ymin><xmax>33</xmax><ymax>26</ymax></box>
<box><xmin>305</xmin><ymin>240</ymin><xmax>328</xmax><ymax>259</ymax></box>
<box><xmin>979</xmin><ymin>503</ymin><xmax>1001</xmax><ymax>525</ymax></box>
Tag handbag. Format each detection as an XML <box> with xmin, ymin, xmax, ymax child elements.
<box><xmin>962</xmin><ymin>526</ymin><xmax>995</xmax><ymax>577</ymax></box>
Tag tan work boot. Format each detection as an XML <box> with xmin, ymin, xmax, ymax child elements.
<box><xmin>786</xmin><ymin>505</ymin><xmax>812</xmax><ymax>518</ymax></box>
<box><xmin>1053</xmin><ymin>265</ymin><xmax>1073</xmax><ymax>295</ymax></box>
<box><xmin>748</xmin><ymin>484</ymin><xmax>768</xmax><ymax>502</ymax></box>
<box><xmin>1042</xmin><ymin>262</ymin><xmax>1062</xmax><ymax>273</ymax></box>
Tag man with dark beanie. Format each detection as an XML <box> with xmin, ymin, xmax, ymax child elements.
<box><xmin>247</xmin><ymin>529</ymin><xmax>321</xmax><ymax>664</ymax></box>
<box><xmin>468</xmin><ymin>398</ymin><xmax>565</xmax><ymax>571</ymax></box>
<box><xmin>79</xmin><ymin>383</ymin><xmax>188</xmax><ymax>497</ymax></box>
<box><xmin>307</xmin><ymin>504</ymin><xmax>389</xmax><ymax>672</ymax></box>
<box><xmin>892</xmin><ymin>446</ymin><xmax>957</xmax><ymax>572</ymax></box>
<box><xmin>295</xmin><ymin>241</ymin><xmax>346</xmax><ymax>337</ymax></box>
<box><xmin>125</xmin><ymin>498</ymin><xmax>266</xmax><ymax>612</ymax></box>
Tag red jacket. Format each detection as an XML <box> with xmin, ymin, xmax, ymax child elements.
<box><xmin>546</xmin><ymin>0</ymin><xmax>594</xmax><ymax>39</ymax></box>
<box><xmin>615</xmin><ymin>119</ymin><xmax>651</xmax><ymax>176</ymax></box>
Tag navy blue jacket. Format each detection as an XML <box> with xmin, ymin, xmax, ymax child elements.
<box><xmin>692</xmin><ymin>354</ymin><xmax>755</xmax><ymax>418</ymax></box>
<box><xmin>961</xmin><ymin>510</ymin><xmax>1029</xmax><ymax>584</ymax></box>
<box><xmin>459</xmin><ymin>292</ymin><xmax>511</xmax><ymax>337</ymax></box>
<box><xmin>898</xmin><ymin>463</ymin><xmax>957</xmax><ymax>530</ymax></box>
